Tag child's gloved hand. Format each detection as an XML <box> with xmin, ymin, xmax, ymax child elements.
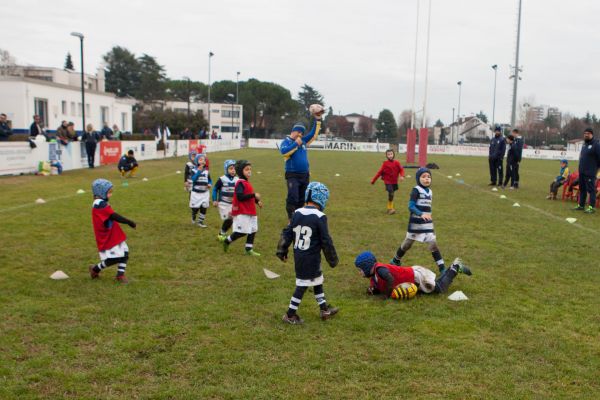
<box><xmin>276</xmin><ymin>250</ymin><xmax>288</xmax><ymax>262</ymax></box>
<box><xmin>128</xmin><ymin>221</ymin><xmax>137</xmax><ymax>229</ymax></box>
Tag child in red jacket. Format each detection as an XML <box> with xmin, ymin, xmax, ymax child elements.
<box><xmin>371</xmin><ymin>149</ymin><xmax>405</xmax><ymax>214</ymax></box>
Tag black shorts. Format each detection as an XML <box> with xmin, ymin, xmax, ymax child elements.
<box><xmin>385</xmin><ymin>184</ymin><xmax>398</xmax><ymax>193</ymax></box>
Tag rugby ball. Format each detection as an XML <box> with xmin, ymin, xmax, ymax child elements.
<box><xmin>309</xmin><ymin>104</ymin><xmax>325</xmax><ymax>116</ymax></box>
<box><xmin>391</xmin><ymin>282</ymin><xmax>418</xmax><ymax>300</ymax></box>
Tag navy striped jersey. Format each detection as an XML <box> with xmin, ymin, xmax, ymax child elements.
<box><xmin>212</xmin><ymin>175</ymin><xmax>238</xmax><ymax>204</ymax></box>
<box><xmin>190</xmin><ymin>167</ymin><xmax>212</xmax><ymax>193</ymax></box>
<box><xmin>277</xmin><ymin>206</ymin><xmax>338</xmax><ymax>280</ymax></box>
<box><xmin>407</xmin><ymin>186</ymin><xmax>434</xmax><ymax>234</ymax></box>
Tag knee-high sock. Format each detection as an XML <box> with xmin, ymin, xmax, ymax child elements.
<box><xmin>287</xmin><ymin>286</ymin><xmax>308</xmax><ymax>316</ymax></box>
<box><xmin>245</xmin><ymin>232</ymin><xmax>256</xmax><ymax>250</ymax></box>
<box><xmin>198</xmin><ymin>206</ymin><xmax>207</xmax><ymax>223</ymax></box>
<box><xmin>431</xmin><ymin>250</ymin><xmax>446</xmax><ymax>272</ymax></box>
<box><xmin>226</xmin><ymin>232</ymin><xmax>246</xmax><ymax>244</ymax></box>
<box><xmin>435</xmin><ymin>264</ymin><xmax>458</xmax><ymax>293</ymax></box>
<box><xmin>220</xmin><ymin>219</ymin><xmax>233</xmax><ymax>235</ymax></box>
<box><xmin>191</xmin><ymin>207</ymin><xmax>199</xmax><ymax>221</ymax></box>
<box><xmin>313</xmin><ymin>284</ymin><xmax>328</xmax><ymax>310</ymax></box>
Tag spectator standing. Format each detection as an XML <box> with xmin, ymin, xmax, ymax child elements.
<box><xmin>488</xmin><ymin>127</ymin><xmax>506</xmax><ymax>186</ymax></box>
<box><xmin>82</xmin><ymin>124</ymin><xmax>100</xmax><ymax>168</ymax></box>
<box><xmin>574</xmin><ymin>128</ymin><xmax>600</xmax><ymax>213</ymax></box>
<box><xmin>112</xmin><ymin>124</ymin><xmax>122</xmax><ymax>140</ymax></box>
<box><xmin>29</xmin><ymin>115</ymin><xmax>45</xmax><ymax>139</ymax></box>
<box><xmin>0</xmin><ymin>113</ymin><xmax>12</xmax><ymax>141</ymax></box>
<box><xmin>100</xmin><ymin>123</ymin><xmax>113</xmax><ymax>140</ymax></box>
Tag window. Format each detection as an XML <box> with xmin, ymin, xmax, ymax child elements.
<box><xmin>220</xmin><ymin>126</ymin><xmax>239</xmax><ymax>133</ymax></box>
<box><xmin>86</xmin><ymin>104</ymin><xmax>91</xmax><ymax>117</ymax></box>
<box><xmin>100</xmin><ymin>106</ymin><xmax>109</xmax><ymax>124</ymax></box>
<box><xmin>34</xmin><ymin>98</ymin><xmax>48</xmax><ymax>126</ymax></box>
<box><xmin>121</xmin><ymin>112</ymin><xmax>127</xmax><ymax>131</ymax></box>
<box><xmin>77</xmin><ymin>103</ymin><xmax>82</xmax><ymax>117</ymax></box>
<box><xmin>212</xmin><ymin>109</ymin><xmax>220</xmax><ymax>113</ymax></box>
<box><xmin>61</xmin><ymin>101</ymin><xmax>67</xmax><ymax>115</ymax></box>
<box><xmin>70</xmin><ymin>102</ymin><xmax>76</xmax><ymax>116</ymax></box>
<box><xmin>222</xmin><ymin>110</ymin><xmax>240</xmax><ymax>118</ymax></box>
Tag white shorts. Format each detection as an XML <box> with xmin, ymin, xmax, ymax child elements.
<box><xmin>218</xmin><ymin>202</ymin><xmax>233</xmax><ymax>220</ymax></box>
<box><xmin>99</xmin><ymin>241</ymin><xmax>129</xmax><ymax>261</ymax></box>
<box><xmin>412</xmin><ymin>266</ymin><xmax>437</xmax><ymax>293</ymax></box>
<box><xmin>296</xmin><ymin>274</ymin><xmax>324</xmax><ymax>287</ymax></box>
<box><xmin>232</xmin><ymin>214</ymin><xmax>258</xmax><ymax>234</ymax></box>
<box><xmin>189</xmin><ymin>191</ymin><xmax>210</xmax><ymax>208</ymax></box>
<box><xmin>406</xmin><ymin>232</ymin><xmax>437</xmax><ymax>243</ymax></box>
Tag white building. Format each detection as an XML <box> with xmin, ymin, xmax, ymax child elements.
<box><xmin>0</xmin><ymin>65</ymin><xmax>133</xmax><ymax>134</ymax></box>
<box><xmin>162</xmin><ymin>100</ymin><xmax>243</xmax><ymax>139</ymax></box>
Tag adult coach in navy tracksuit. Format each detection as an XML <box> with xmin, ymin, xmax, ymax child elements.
<box><xmin>488</xmin><ymin>127</ymin><xmax>506</xmax><ymax>186</ymax></box>
<box><xmin>279</xmin><ymin>105</ymin><xmax>324</xmax><ymax>219</ymax></box>
<box><xmin>575</xmin><ymin>128</ymin><xmax>600</xmax><ymax>213</ymax></box>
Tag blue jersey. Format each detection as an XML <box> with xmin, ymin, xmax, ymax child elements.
<box><xmin>212</xmin><ymin>174</ymin><xmax>238</xmax><ymax>204</ymax></box>
<box><xmin>407</xmin><ymin>186</ymin><xmax>434</xmax><ymax>234</ymax></box>
<box><xmin>190</xmin><ymin>167</ymin><xmax>212</xmax><ymax>193</ymax></box>
<box><xmin>277</xmin><ymin>206</ymin><xmax>338</xmax><ymax>280</ymax></box>
<box><xmin>279</xmin><ymin>119</ymin><xmax>321</xmax><ymax>173</ymax></box>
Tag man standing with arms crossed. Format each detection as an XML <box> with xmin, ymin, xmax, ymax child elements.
<box><xmin>279</xmin><ymin>104</ymin><xmax>325</xmax><ymax>220</ymax></box>
<box><xmin>574</xmin><ymin>128</ymin><xmax>600</xmax><ymax>213</ymax></box>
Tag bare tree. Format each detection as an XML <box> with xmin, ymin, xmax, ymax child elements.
<box><xmin>0</xmin><ymin>48</ymin><xmax>17</xmax><ymax>76</ymax></box>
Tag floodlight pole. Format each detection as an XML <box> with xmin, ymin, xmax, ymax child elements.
<box><xmin>510</xmin><ymin>0</ymin><xmax>523</xmax><ymax>127</ymax></box>
<box><xmin>410</xmin><ymin>0</ymin><xmax>420</xmax><ymax>130</ymax></box>
<box><xmin>71</xmin><ymin>32</ymin><xmax>85</xmax><ymax>134</ymax></box>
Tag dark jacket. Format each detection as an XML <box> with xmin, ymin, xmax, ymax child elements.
<box><xmin>513</xmin><ymin>136</ymin><xmax>523</xmax><ymax>162</ymax></box>
<box><xmin>578</xmin><ymin>138</ymin><xmax>600</xmax><ymax>177</ymax></box>
<box><xmin>506</xmin><ymin>142</ymin><xmax>518</xmax><ymax>163</ymax></box>
<box><xmin>0</xmin><ymin>121</ymin><xmax>12</xmax><ymax>141</ymax></box>
<box><xmin>100</xmin><ymin>126</ymin><xmax>113</xmax><ymax>140</ymax></box>
<box><xmin>489</xmin><ymin>135</ymin><xmax>506</xmax><ymax>159</ymax></box>
<box><xmin>82</xmin><ymin>131</ymin><xmax>100</xmax><ymax>144</ymax></box>
<box><xmin>30</xmin><ymin>122</ymin><xmax>43</xmax><ymax>137</ymax></box>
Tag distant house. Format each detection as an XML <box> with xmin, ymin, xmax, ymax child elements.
<box><xmin>445</xmin><ymin>116</ymin><xmax>493</xmax><ymax>144</ymax></box>
<box><xmin>344</xmin><ymin>113</ymin><xmax>377</xmax><ymax>140</ymax></box>
<box><xmin>567</xmin><ymin>139</ymin><xmax>584</xmax><ymax>152</ymax></box>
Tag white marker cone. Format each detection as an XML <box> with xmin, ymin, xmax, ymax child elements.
<box><xmin>35</xmin><ymin>198</ymin><xmax>46</xmax><ymax>204</ymax></box>
<box><xmin>513</xmin><ymin>202</ymin><xmax>520</xmax><ymax>207</ymax></box>
<box><xmin>176</xmin><ymin>170</ymin><xmax>182</xmax><ymax>174</ymax></box>
<box><xmin>263</xmin><ymin>268</ymin><xmax>280</xmax><ymax>279</ymax></box>
<box><xmin>491</xmin><ymin>188</ymin><xmax>498</xmax><ymax>192</ymax></box>
<box><xmin>455</xmin><ymin>173</ymin><xmax>461</xmax><ymax>176</ymax></box>
<box><xmin>50</xmin><ymin>270</ymin><xmax>69</xmax><ymax>280</ymax></box>
<box><xmin>499</xmin><ymin>195</ymin><xmax>507</xmax><ymax>199</ymax></box>
<box><xmin>448</xmin><ymin>291</ymin><xmax>468</xmax><ymax>301</ymax></box>
<box><xmin>76</xmin><ymin>189</ymin><xmax>85</xmax><ymax>194</ymax></box>
<box><xmin>566</xmin><ymin>218</ymin><xmax>577</xmax><ymax>224</ymax></box>
<box><xmin>142</xmin><ymin>178</ymin><xmax>148</xmax><ymax>181</ymax></box>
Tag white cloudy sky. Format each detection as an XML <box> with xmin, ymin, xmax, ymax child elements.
<box><xmin>4</xmin><ymin>0</ymin><xmax>600</xmax><ymax>124</ymax></box>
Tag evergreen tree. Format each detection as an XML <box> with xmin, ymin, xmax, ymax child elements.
<box><xmin>103</xmin><ymin>46</ymin><xmax>141</xmax><ymax>98</ymax></box>
<box><xmin>64</xmin><ymin>53</ymin><xmax>74</xmax><ymax>71</ymax></box>
<box><xmin>297</xmin><ymin>84</ymin><xmax>324</xmax><ymax>111</ymax></box>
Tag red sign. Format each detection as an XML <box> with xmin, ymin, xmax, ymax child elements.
<box><xmin>100</xmin><ymin>141</ymin><xmax>122</xmax><ymax>165</ymax></box>
<box><xmin>188</xmin><ymin>140</ymin><xmax>206</xmax><ymax>155</ymax></box>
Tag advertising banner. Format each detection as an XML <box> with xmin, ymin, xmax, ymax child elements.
<box><xmin>100</xmin><ymin>141</ymin><xmax>122</xmax><ymax>165</ymax></box>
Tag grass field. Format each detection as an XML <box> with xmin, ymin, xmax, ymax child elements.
<box><xmin>1</xmin><ymin>149</ymin><xmax>600</xmax><ymax>399</ymax></box>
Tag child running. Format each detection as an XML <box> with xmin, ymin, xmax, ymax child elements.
<box><xmin>371</xmin><ymin>148</ymin><xmax>405</xmax><ymax>214</ymax></box>
<box><xmin>277</xmin><ymin>182</ymin><xmax>339</xmax><ymax>324</ymax></box>
<box><xmin>88</xmin><ymin>179</ymin><xmax>136</xmax><ymax>283</ymax></box>
<box><xmin>220</xmin><ymin>160</ymin><xmax>262</xmax><ymax>255</ymax></box>
<box><xmin>189</xmin><ymin>154</ymin><xmax>212</xmax><ymax>228</ymax></box>
<box><xmin>213</xmin><ymin>159</ymin><xmax>238</xmax><ymax>239</ymax></box>
<box><xmin>391</xmin><ymin>167</ymin><xmax>447</xmax><ymax>273</ymax></box>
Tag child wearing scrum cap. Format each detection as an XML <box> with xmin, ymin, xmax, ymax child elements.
<box><xmin>89</xmin><ymin>179</ymin><xmax>136</xmax><ymax>283</ymax></box>
<box><xmin>390</xmin><ymin>167</ymin><xmax>447</xmax><ymax>273</ymax></box>
<box><xmin>277</xmin><ymin>182</ymin><xmax>339</xmax><ymax>324</ymax></box>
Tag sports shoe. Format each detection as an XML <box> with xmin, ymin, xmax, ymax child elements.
<box><xmin>320</xmin><ymin>305</ymin><xmax>339</xmax><ymax>320</ymax></box>
<box><xmin>191</xmin><ymin>219</ymin><xmax>196</xmax><ymax>225</ymax></box>
<box><xmin>390</xmin><ymin>258</ymin><xmax>401</xmax><ymax>266</ymax></box>
<box><xmin>573</xmin><ymin>205</ymin><xmax>585</xmax><ymax>211</ymax></box>
<box><xmin>88</xmin><ymin>264</ymin><xmax>99</xmax><ymax>279</ymax></box>
<box><xmin>585</xmin><ymin>206</ymin><xmax>596</xmax><ymax>214</ymax></box>
<box><xmin>282</xmin><ymin>313</ymin><xmax>304</xmax><ymax>325</ymax></box>
<box><xmin>217</xmin><ymin>234</ymin><xmax>227</xmax><ymax>242</ymax></box>
<box><xmin>451</xmin><ymin>257</ymin><xmax>472</xmax><ymax>276</ymax></box>
<box><xmin>115</xmin><ymin>275</ymin><xmax>129</xmax><ymax>284</ymax></box>
<box><xmin>245</xmin><ymin>249</ymin><xmax>261</xmax><ymax>257</ymax></box>
<box><xmin>197</xmin><ymin>221</ymin><xmax>207</xmax><ymax>228</ymax></box>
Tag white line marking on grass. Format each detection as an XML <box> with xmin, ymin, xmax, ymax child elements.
<box><xmin>454</xmin><ymin>179</ymin><xmax>600</xmax><ymax>235</ymax></box>
<box><xmin>0</xmin><ymin>171</ymin><xmax>178</xmax><ymax>215</ymax></box>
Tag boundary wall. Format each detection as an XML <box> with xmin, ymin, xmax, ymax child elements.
<box><xmin>0</xmin><ymin>138</ymin><xmax>241</xmax><ymax>175</ymax></box>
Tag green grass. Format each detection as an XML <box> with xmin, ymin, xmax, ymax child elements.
<box><xmin>1</xmin><ymin>150</ymin><xmax>599</xmax><ymax>399</ymax></box>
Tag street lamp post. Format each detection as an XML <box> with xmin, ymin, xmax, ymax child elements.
<box><xmin>236</xmin><ymin>71</ymin><xmax>240</xmax><ymax>103</ymax></box>
<box><xmin>491</xmin><ymin>64</ymin><xmax>498</xmax><ymax>127</ymax></box>
<box><xmin>227</xmin><ymin>93</ymin><xmax>235</xmax><ymax>140</ymax></box>
<box><xmin>70</xmin><ymin>32</ymin><xmax>85</xmax><ymax>135</ymax></box>
<box><xmin>208</xmin><ymin>51</ymin><xmax>214</xmax><ymax>136</ymax></box>
<box><xmin>183</xmin><ymin>76</ymin><xmax>191</xmax><ymax>122</ymax></box>
<box><xmin>456</xmin><ymin>81</ymin><xmax>462</xmax><ymax>143</ymax></box>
